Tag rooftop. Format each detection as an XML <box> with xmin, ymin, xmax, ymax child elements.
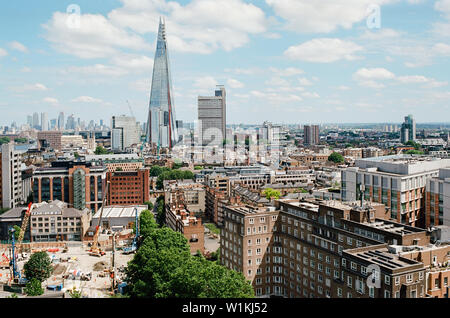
<box><xmin>92</xmin><ymin>205</ymin><xmax>147</xmax><ymax>219</ymax></box>
<box><xmin>345</xmin><ymin>245</ymin><xmax>422</xmax><ymax>271</ymax></box>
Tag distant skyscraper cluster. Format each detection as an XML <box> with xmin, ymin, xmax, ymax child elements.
<box><xmin>146</xmin><ymin>18</ymin><xmax>178</xmax><ymax>149</ymax></box>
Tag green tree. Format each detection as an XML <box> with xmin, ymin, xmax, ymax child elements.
<box><xmin>155</xmin><ymin>197</ymin><xmax>166</xmax><ymax>227</ymax></box>
<box><xmin>328</xmin><ymin>152</ymin><xmax>345</xmax><ymax>163</ymax></box>
<box><xmin>405</xmin><ymin>140</ymin><xmax>421</xmax><ymax>150</ymax></box>
<box><xmin>263</xmin><ymin>188</ymin><xmax>281</xmax><ymax>200</ymax></box>
<box><xmin>125</xmin><ymin>227</ymin><xmax>192</xmax><ymax>298</ymax></box>
<box><xmin>125</xmin><ymin>227</ymin><xmax>253</xmax><ymax>298</ymax></box>
<box><xmin>68</xmin><ymin>286</ymin><xmax>82</xmax><ymax>298</ymax></box>
<box><xmin>405</xmin><ymin>149</ymin><xmax>424</xmax><ymax>155</ymax></box>
<box><xmin>12</xmin><ymin>225</ymin><xmax>21</xmax><ymax>240</ymax></box>
<box><xmin>94</xmin><ymin>146</ymin><xmax>111</xmax><ymax>155</ymax></box>
<box><xmin>0</xmin><ymin>137</ymin><xmax>10</xmax><ymax>145</ymax></box>
<box><xmin>144</xmin><ymin>201</ymin><xmax>154</xmax><ymax>211</ymax></box>
<box><xmin>25</xmin><ymin>278</ymin><xmax>44</xmax><ymax>296</ymax></box>
<box><xmin>169</xmin><ymin>256</ymin><xmax>254</xmax><ymax>298</ymax></box>
<box><xmin>139</xmin><ymin>209</ymin><xmax>158</xmax><ymax>238</ymax></box>
<box><xmin>24</xmin><ymin>251</ymin><xmax>53</xmax><ymax>282</ymax></box>
<box><xmin>14</xmin><ymin>138</ymin><xmax>27</xmax><ymax>144</ymax></box>
<box><xmin>150</xmin><ymin>166</ymin><xmax>163</xmax><ymax>177</ymax></box>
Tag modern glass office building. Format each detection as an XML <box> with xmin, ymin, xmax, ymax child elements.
<box><xmin>146</xmin><ymin>18</ymin><xmax>177</xmax><ymax>149</ymax></box>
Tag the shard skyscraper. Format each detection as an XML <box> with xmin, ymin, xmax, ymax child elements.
<box><xmin>146</xmin><ymin>18</ymin><xmax>178</xmax><ymax>149</ymax></box>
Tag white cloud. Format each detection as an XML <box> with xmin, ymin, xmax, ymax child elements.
<box><xmin>0</xmin><ymin>48</ymin><xmax>7</xmax><ymax>57</ymax></box>
<box><xmin>43</xmin><ymin>97</ymin><xmax>59</xmax><ymax>105</ymax></box>
<box><xmin>250</xmin><ymin>90</ymin><xmax>303</xmax><ymax>103</ymax></box>
<box><xmin>130</xmin><ymin>78</ymin><xmax>151</xmax><ymax>92</ymax></box>
<box><xmin>227</xmin><ymin>78</ymin><xmax>244</xmax><ymax>89</ymax></box>
<box><xmin>353</xmin><ymin>67</ymin><xmax>395</xmax><ymax>88</ymax></box>
<box><xmin>435</xmin><ymin>0</ymin><xmax>450</xmax><ymax>18</ymax></box>
<box><xmin>269</xmin><ymin>67</ymin><xmax>304</xmax><ymax>77</ymax></box>
<box><xmin>21</xmin><ymin>67</ymin><xmax>31</xmax><ymax>73</ymax></box>
<box><xmin>11</xmin><ymin>83</ymin><xmax>48</xmax><ymax>92</ymax></box>
<box><xmin>42</xmin><ymin>12</ymin><xmax>151</xmax><ymax>59</ymax></box>
<box><xmin>8</xmin><ymin>41</ymin><xmax>28</xmax><ymax>53</ymax></box>
<box><xmin>432</xmin><ymin>43</ymin><xmax>450</xmax><ymax>55</ymax></box>
<box><xmin>266</xmin><ymin>0</ymin><xmax>395</xmax><ymax>33</ymax></box>
<box><xmin>71</xmin><ymin>96</ymin><xmax>103</xmax><ymax>103</ymax></box>
<box><xmin>298</xmin><ymin>78</ymin><xmax>313</xmax><ymax>86</ymax></box>
<box><xmin>360</xmin><ymin>28</ymin><xmax>402</xmax><ymax>41</ymax></box>
<box><xmin>193</xmin><ymin>76</ymin><xmax>218</xmax><ymax>93</ymax></box>
<box><xmin>110</xmin><ymin>54</ymin><xmax>153</xmax><ymax>70</ymax></box>
<box><xmin>353</xmin><ymin>68</ymin><xmax>447</xmax><ymax>89</ymax></box>
<box><xmin>108</xmin><ymin>0</ymin><xmax>268</xmax><ymax>54</ymax></box>
<box><xmin>338</xmin><ymin>85</ymin><xmax>350</xmax><ymax>90</ymax></box>
<box><xmin>284</xmin><ymin>38</ymin><xmax>363</xmax><ymax>63</ymax></box>
<box><xmin>64</xmin><ymin>64</ymin><xmax>130</xmax><ymax>77</ymax></box>
<box><xmin>301</xmin><ymin>92</ymin><xmax>320</xmax><ymax>98</ymax></box>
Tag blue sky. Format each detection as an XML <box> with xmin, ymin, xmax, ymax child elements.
<box><xmin>1</xmin><ymin>0</ymin><xmax>450</xmax><ymax>126</ymax></box>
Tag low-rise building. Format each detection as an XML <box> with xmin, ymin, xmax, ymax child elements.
<box><xmin>30</xmin><ymin>200</ymin><xmax>91</xmax><ymax>242</ymax></box>
<box><xmin>107</xmin><ymin>169</ymin><xmax>150</xmax><ymax>206</ymax></box>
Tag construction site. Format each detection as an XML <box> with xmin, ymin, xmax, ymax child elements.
<box><xmin>0</xmin><ymin>234</ymin><xmax>136</xmax><ymax>298</ymax></box>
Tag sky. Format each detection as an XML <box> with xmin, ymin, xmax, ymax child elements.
<box><xmin>0</xmin><ymin>0</ymin><xmax>449</xmax><ymax>126</ymax></box>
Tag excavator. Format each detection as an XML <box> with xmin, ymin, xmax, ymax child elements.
<box><xmin>88</xmin><ymin>181</ymin><xmax>110</xmax><ymax>257</ymax></box>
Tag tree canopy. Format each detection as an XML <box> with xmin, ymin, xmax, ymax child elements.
<box><xmin>0</xmin><ymin>137</ymin><xmax>10</xmax><ymax>145</ymax></box>
<box><xmin>94</xmin><ymin>145</ymin><xmax>112</xmax><ymax>155</ymax></box>
<box><xmin>328</xmin><ymin>152</ymin><xmax>345</xmax><ymax>163</ymax></box>
<box><xmin>156</xmin><ymin>170</ymin><xmax>194</xmax><ymax>189</ymax></box>
<box><xmin>404</xmin><ymin>140</ymin><xmax>421</xmax><ymax>150</ymax></box>
<box><xmin>24</xmin><ymin>251</ymin><xmax>53</xmax><ymax>282</ymax></box>
<box><xmin>263</xmin><ymin>188</ymin><xmax>281</xmax><ymax>200</ymax></box>
<box><xmin>125</xmin><ymin>215</ymin><xmax>254</xmax><ymax>298</ymax></box>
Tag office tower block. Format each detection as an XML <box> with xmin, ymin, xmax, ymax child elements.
<box><xmin>0</xmin><ymin>143</ymin><xmax>22</xmax><ymax>208</ymax></box>
<box><xmin>198</xmin><ymin>86</ymin><xmax>226</xmax><ymax>147</ymax></box>
<box><xmin>32</xmin><ymin>112</ymin><xmax>40</xmax><ymax>129</ymax></box>
<box><xmin>304</xmin><ymin>125</ymin><xmax>320</xmax><ymax>146</ymax></box>
<box><xmin>146</xmin><ymin>18</ymin><xmax>178</xmax><ymax>149</ymax></box>
<box><xmin>401</xmin><ymin>114</ymin><xmax>416</xmax><ymax>144</ymax></box>
<box><xmin>26</xmin><ymin>115</ymin><xmax>33</xmax><ymax>127</ymax></box>
<box><xmin>58</xmin><ymin>112</ymin><xmax>65</xmax><ymax>130</ymax></box>
<box><xmin>111</xmin><ymin>115</ymin><xmax>141</xmax><ymax>152</ymax></box>
<box><xmin>41</xmin><ymin>112</ymin><xmax>48</xmax><ymax>131</ymax></box>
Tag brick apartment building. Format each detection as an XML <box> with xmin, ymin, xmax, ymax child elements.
<box><xmin>32</xmin><ymin>161</ymin><xmax>107</xmax><ymax>212</ymax></box>
<box><xmin>106</xmin><ymin>169</ymin><xmax>150</xmax><ymax>206</ymax></box>
<box><xmin>165</xmin><ymin>190</ymin><xmax>204</xmax><ymax>254</ymax></box>
<box><xmin>37</xmin><ymin>131</ymin><xmax>62</xmax><ymax>151</ymax></box>
<box><xmin>220</xmin><ymin>198</ymin><xmax>449</xmax><ymax>298</ymax></box>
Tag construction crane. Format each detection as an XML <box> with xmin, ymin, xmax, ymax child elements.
<box><xmin>126</xmin><ymin>100</ymin><xmax>135</xmax><ymax>118</ymax></box>
<box><xmin>17</xmin><ymin>202</ymin><xmax>37</xmax><ymax>252</ymax></box>
<box><xmin>122</xmin><ymin>207</ymin><xmax>139</xmax><ymax>255</ymax></box>
<box><xmin>89</xmin><ymin>181</ymin><xmax>110</xmax><ymax>257</ymax></box>
<box><xmin>9</xmin><ymin>227</ymin><xmax>27</xmax><ymax>285</ymax></box>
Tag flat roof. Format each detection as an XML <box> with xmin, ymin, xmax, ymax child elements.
<box><xmin>346</xmin><ymin>246</ymin><xmax>422</xmax><ymax>270</ymax></box>
<box><xmin>92</xmin><ymin>205</ymin><xmax>147</xmax><ymax>219</ymax></box>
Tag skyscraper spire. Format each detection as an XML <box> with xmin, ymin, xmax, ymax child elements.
<box><xmin>146</xmin><ymin>18</ymin><xmax>177</xmax><ymax>149</ymax></box>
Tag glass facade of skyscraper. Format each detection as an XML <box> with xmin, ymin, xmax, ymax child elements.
<box><xmin>146</xmin><ymin>18</ymin><xmax>177</xmax><ymax>148</ymax></box>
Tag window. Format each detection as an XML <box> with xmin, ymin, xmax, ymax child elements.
<box><xmin>384</xmin><ymin>290</ymin><xmax>390</xmax><ymax>298</ymax></box>
<box><xmin>395</xmin><ymin>276</ymin><xmax>400</xmax><ymax>286</ymax></box>
<box><xmin>249</xmin><ymin>218</ymin><xmax>254</xmax><ymax>224</ymax></box>
<box><xmin>337</xmin><ymin>288</ymin><xmax>342</xmax><ymax>297</ymax></box>
<box><xmin>406</xmin><ymin>274</ymin><xmax>413</xmax><ymax>283</ymax></box>
<box><xmin>351</xmin><ymin>262</ymin><xmax>357</xmax><ymax>271</ymax></box>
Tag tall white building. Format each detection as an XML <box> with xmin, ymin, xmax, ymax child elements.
<box><xmin>111</xmin><ymin>115</ymin><xmax>142</xmax><ymax>152</ymax></box>
<box><xmin>41</xmin><ymin>112</ymin><xmax>48</xmax><ymax>131</ymax></box>
<box><xmin>58</xmin><ymin>112</ymin><xmax>65</xmax><ymax>131</ymax></box>
<box><xmin>198</xmin><ymin>86</ymin><xmax>226</xmax><ymax>147</ymax></box>
<box><xmin>1</xmin><ymin>143</ymin><xmax>23</xmax><ymax>209</ymax></box>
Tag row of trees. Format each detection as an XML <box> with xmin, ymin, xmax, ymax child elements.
<box><xmin>156</xmin><ymin>170</ymin><xmax>195</xmax><ymax>189</ymax></box>
<box><xmin>124</xmin><ymin>211</ymin><xmax>254</xmax><ymax>298</ymax></box>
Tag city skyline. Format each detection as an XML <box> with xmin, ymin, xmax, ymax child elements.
<box><xmin>0</xmin><ymin>1</ymin><xmax>450</xmax><ymax>126</ymax></box>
